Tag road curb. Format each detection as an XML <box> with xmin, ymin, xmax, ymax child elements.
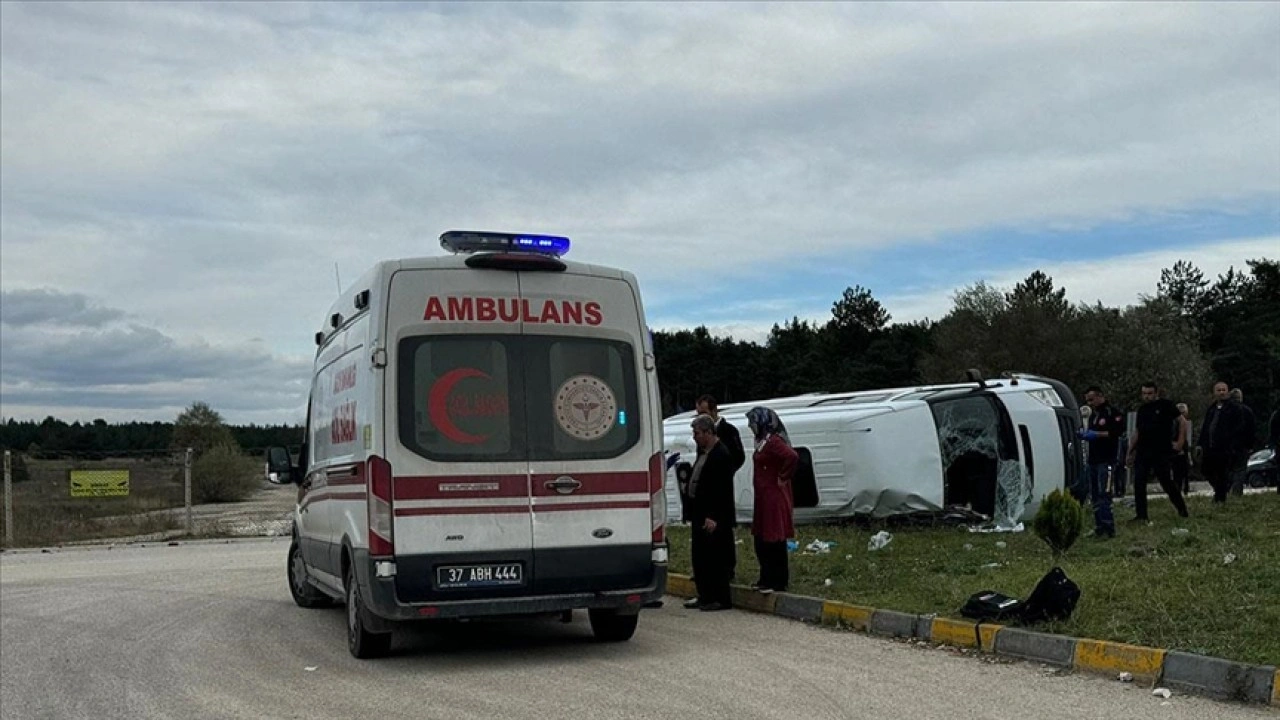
<box><xmin>1161</xmin><ymin>651</ymin><xmax>1277</xmax><ymax>705</ymax></box>
<box><xmin>1073</xmin><ymin>639</ymin><xmax>1164</xmax><ymax>682</ymax></box>
<box><xmin>665</xmin><ymin>572</ymin><xmax>1278</xmax><ymax>707</ymax></box>
<box><xmin>994</xmin><ymin>627</ymin><xmax>1076</xmax><ymax>667</ymax></box>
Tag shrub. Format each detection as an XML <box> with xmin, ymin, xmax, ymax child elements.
<box><xmin>1032</xmin><ymin>489</ymin><xmax>1084</xmax><ymax>564</ymax></box>
<box><xmin>192</xmin><ymin>444</ymin><xmax>261</xmax><ymax>503</ymax></box>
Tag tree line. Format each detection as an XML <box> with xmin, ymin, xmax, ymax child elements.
<box><xmin>0</xmin><ymin>412</ymin><xmax>303</xmax><ymax>457</ymax></box>
<box><xmin>2</xmin><ymin>257</ymin><xmax>1275</xmax><ymax>454</ymax></box>
<box><xmin>656</xmin><ymin>258</ymin><xmax>1278</xmax><ymax>435</ymax></box>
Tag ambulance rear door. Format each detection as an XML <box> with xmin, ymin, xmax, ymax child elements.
<box><xmin>517</xmin><ymin>270</ymin><xmax>657</xmax><ymax>595</ymax></box>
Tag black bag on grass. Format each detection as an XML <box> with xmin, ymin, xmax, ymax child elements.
<box><xmin>1020</xmin><ymin>566</ymin><xmax>1081</xmax><ymax>624</ymax></box>
<box><xmin>960</xmin><ymin>590</ymin><xmax>1024</xmax><ymax>622</ymax></box>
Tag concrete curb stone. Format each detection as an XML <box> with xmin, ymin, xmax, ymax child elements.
<box><xmin>992</xmin><ymin>627</ymin><xmax>1077</xmax><ymax>667</ymax></box>
<box><xmin>869</xmin><ymin>609</ymin><xmax>919</xmax><ymax>639</ymax></box>
<box><xmin>1161</xmin><ymin>652</ymin><xmax>1276</xmax><ymax>705</ymax></box>
<box><xmin>774</xmin><ymin>593</ymin><xmax>824</xmax><ymax>623</ymax></box>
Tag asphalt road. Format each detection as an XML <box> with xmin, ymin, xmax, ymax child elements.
<box><xmin>1</xmin><ymin>540</ymin><xmax>1271</xmax><ymax>720</ymax></box>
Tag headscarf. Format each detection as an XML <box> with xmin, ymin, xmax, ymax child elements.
<box><xmin>745</xmin><ymin>406</ymin><xmax>791</xmax><ymax>447</ymax></box>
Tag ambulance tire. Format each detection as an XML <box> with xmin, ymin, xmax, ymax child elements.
<box><xmin>588</xmin><ymin>609</ymin><xmax>639</xmax><ymax>642</ymax></box>
<box><xmin>346</xmin><ymin>565</ymin><xmax>393</xmax><ymax>659</ymax></box>
<box><xmin>287</xmin><ymin>539</ymin><xmax>331</xmax><ymax>609</ymax></box>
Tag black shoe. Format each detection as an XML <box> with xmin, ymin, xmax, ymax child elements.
<box><xmin>683</xmin><ymin>598</ymin><xmax>702</xmax><ymax>609</ymax></box>
<box><xmin>699</xmin><ymin>602</ymin><xmax>729</xmax><ymax>612</ymax></box>
<box><xmin>1129</xmin><ymin>516</ymin><xmax>1148</xmax><ymax>523</ymax></box>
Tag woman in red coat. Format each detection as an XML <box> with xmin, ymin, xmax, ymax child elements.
<box><xmin>746</xmin><ymin>406</ymin><xmax>799</xmax><ymax>593</ymax></box>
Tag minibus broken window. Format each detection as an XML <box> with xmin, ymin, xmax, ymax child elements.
<box><xmin>931</xmin><ymin>396</ymin><xmax>1021</xmax><ymax>520</ymax></box>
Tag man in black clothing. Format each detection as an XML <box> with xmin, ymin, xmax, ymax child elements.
<box><xmin>683</xmin><ymin>414</ymin><xmax>737</xmax><ymax>612</ymax></box>
<box><xmin>1229</xmin><ymin>388</ymin><xmax>1257</xmax><ymax>497</ymax></box>
<box><xmin>696</xmin><ymin>395</ymin><xmax>745</xmax><ymax>582</ymax></box>
<box><xmin>697</xmin><ymin>395</ymin><xmax>746</xmax><ymax>473</ymax></box>
<box><xmin>1199</xmin><ymin>381</ymin><xmax>1243</xmax><ymax>503</ymax></box>
<box><xmin>1126</xmin><ymin>381</ymin><xmax>1189</xmax><ymax>521</ymax></box>
<box><xmin>1081</xmin><ymin>386</ymin><xmax>1123</xmax><ymax>538</ymax></box>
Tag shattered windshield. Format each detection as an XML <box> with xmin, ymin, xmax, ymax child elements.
<box><xmin>930</xmin><ymin>395</ymin><xmax>1028</xmax><ymax>529</ymax></box>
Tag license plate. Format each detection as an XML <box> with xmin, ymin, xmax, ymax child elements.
<box><xmin>435</xmin><ymin>563</ymin><xmax>523</xmax><ymax>589</ymax></box>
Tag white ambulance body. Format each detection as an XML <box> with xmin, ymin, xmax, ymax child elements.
<box><xmin>268</xmin><ymin>232</ymin><xmax>667</xmax><ymax>658</ymax></box>
<box><xmin>663</xmin><ymin>375</ymin><xmax>1084</xmax><ymax>526</ymax></box>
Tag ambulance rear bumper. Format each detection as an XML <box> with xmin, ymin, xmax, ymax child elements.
<box><xmin>353</xmin><ymin>549</ymin><xmax>667</xmax><ymax>626</ymax></box>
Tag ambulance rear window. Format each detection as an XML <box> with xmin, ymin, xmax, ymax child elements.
<box><xmin>397</xmin><ymin>335</ymin><xmax>640</xmax><ymax>463</ymax></box>
<box><xmin>398</xmin><ymin>337</ymin><xmax>521</xmax><ymax>462</ymax></box>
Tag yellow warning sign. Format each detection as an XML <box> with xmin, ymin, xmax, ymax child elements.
<box><xmin>70</xmin><ymin>470</ymin><xmax>130</xmax><ymax>498</ymax></box>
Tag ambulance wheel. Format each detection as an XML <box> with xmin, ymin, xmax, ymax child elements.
<box><xmin>588</xmin><ymin>609</ymin><xmax>638</xmax><ymax>642</ymax></box>
<box><xmin>287</xmin><ymin>539</ymin><xmax>331</xmax><ymax>609</ymax></box>
<box><xmin>346</xmin><ymin>565</ymin><xmax>392</xmax><ymax>659</ymax></box>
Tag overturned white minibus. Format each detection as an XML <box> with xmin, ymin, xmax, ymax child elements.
<box><xmin>663</xmin><ymin>374</ymin><xmax>1084</xmax><ymax>527</ymax></box>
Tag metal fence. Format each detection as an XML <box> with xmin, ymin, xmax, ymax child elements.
<box><xmin>1</xmin><ymin>449</ymin><xmax>194</xmax><ymax>548</ymax></box>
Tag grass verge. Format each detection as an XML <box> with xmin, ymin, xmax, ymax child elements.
<box><xmin>667</xmin><ymin>492</ymin><xmax>1280</xmax><ymax>665</ymax></box>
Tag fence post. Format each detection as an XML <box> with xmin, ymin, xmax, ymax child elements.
<box><xmin>3</xmin><ymin>451</ymin><xmax>12</xmax><ymax>547</ymax></box>
<box><xmin>184</xmin><ymin>448</ymin><xmax>193</xmax><ymax>535</ymax></box>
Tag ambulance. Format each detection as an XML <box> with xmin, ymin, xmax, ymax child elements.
<box><xmin>266</xmin><ymin>231</ymin><xmax>667</xmax><ymax>658</ymax></box>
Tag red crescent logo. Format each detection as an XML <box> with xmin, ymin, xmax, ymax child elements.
<box><xmin>427</xmin><ymin>368</ymin><xmax>492</xmax><ymax>445</ymax></box>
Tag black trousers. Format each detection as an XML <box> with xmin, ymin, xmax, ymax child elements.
<box><xmin>1202</xmin><ymin>449</ymin><xmax>1232</xmax><ymax>502</ymax></box>
<box><xmin>691</xmin><ymin>523</ymin><xmax>735</xmax><ymax>605</ymax></box>
<box><xmin>1133</xmin><ymin>454</ymin><xmax>1189</xmax><ymax>519</ymax></box>
<box><xmin>753</xmin><ymin>537</ymin><xmax>789</xmax><ymax>592</ymax></box>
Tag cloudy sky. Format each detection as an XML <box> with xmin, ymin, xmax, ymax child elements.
<box><xmin>1</xmin><ymin>2</ymin><xmax>1277</xmax><ymax>425</ymax></box>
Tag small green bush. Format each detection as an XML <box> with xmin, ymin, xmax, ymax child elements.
<box><xmin>192</xmin><ymin>444</ymin><xmax>261</xmax><ymax>503</ymax></box>
<box><xmin>1032</xmin><ymin>489</ymin><xmax>1084</xmax><ymax>563</ymax></box>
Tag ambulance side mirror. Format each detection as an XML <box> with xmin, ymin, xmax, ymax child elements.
<box><xmin>265</xmin><ymin>446</ymin><xmax>295</xmax><ymax>484</ymax></box>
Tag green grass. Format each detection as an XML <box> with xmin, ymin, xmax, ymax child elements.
<box><xmin>668</xmin><ymin>493</ymin><xmax>1280</xmax><ymax>665</ymax></box>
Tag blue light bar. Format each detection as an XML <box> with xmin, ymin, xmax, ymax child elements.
<box><xmin>440</xmin><ymin>231</ymin><xmax>571</xmax><ymax>257</ymax></box>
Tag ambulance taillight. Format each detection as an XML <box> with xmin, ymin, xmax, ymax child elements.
<box><xmin>648</xmin><ymin>452</ymin><xmax>666</xmax><ymax>544</ymax></box>
<box><xmin>368</xmin><ymin>456</ymin><xmax>394</xmax><ymax>557</ymax></box>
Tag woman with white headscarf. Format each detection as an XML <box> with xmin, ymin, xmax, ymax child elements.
<box><xmin>745</xmin><ymin>406</ymin><xmax>798</xmax><ymax>594</ymax></box>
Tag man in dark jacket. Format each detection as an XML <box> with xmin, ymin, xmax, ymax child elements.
<box><xmin>1229</xmin><ymin>388</ymin><xmax>1257</xmax><ymax>497</ymax></box>
<box><xmin>697</xmin><ymin>395</ymin><xmax>744</xmax><ymax>582</ymax></box>
<box><xmin>1127</xmin><ymin>381</ymin><xmax>1189</xmax><ymax>521</ymax></box>
<box><xmin>1081</xmin><ymin>386</ymin><xmax>1123</xmax><ymax>538</ymax></box>
<box><xmin>684</xmin><ymin>414</ymin><xmax>737</xmax><ymax>612</ymax></box>
<box><xmin>1199</xmin><ymin>381</ymin><xmax>1243</xmax><ymax>503</ymax></box>
<box><xmin>697</xmin><ymin>395</ymin><xmax>745</xmax><ymax>473</ymax></box>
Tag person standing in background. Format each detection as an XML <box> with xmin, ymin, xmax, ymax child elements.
<box><xmin>1229</xmin><ymin>388</ymin><xmax>1257</xmax><ymax>497</ymax></box>
<box><xmin>1080</xmin><ymin>386</ymin><xmax>1123</xmax><ymax>538</ymax></box>
<box><xmin>696</xmin><ymin>395</ymin><xmax>746</xmax><ymax>475</ymax></box>
<box><xmin>1199</xmin><ymin>381</ymin><xmax>1242</xmax><ymax>503</ymax></box>
<box><xmin>745</xmin><ymin>406</ymin><xmax>798</xmax><ymax>594</ymax></box>
<box><xmin>683</xmin><ymin>415</ymin><xmax>737</xmax><ymax>612</ymax></box>
<box><xmin>1174</xmin><ymin>403</ymin><xmax>1193</xmax><ymax>495</ymax></box>
<box><xmin>1127</xmin><ymin>381</ymin><xmax>1189</xmax><ymax>521</ymax></box>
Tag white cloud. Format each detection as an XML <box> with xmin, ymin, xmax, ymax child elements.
<box><xmin>1</xmin><ymin>2</ymin><xmax>1277</xmax><ymax>420</ymax></box>
<box><xmin>0</xmin><ymin>289</ymin><xmax>310</xmax><ymax>423</ymax></box>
